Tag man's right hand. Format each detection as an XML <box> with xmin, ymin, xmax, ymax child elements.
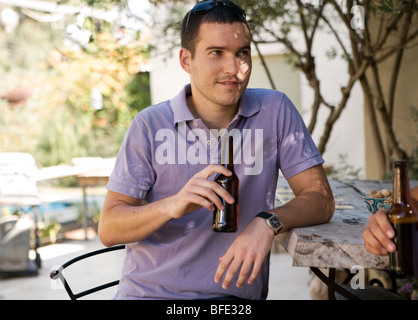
<box><xmin>169</xmin><ymin>165</ymin><xmax>235</xmax><ymax>219</ymax></box>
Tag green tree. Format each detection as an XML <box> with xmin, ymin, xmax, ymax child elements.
<box><xmin>0</xmin><ymin>3</ymin><xmax>150</xmax><ymax>166</ymax></box>
<box><xmin>35</xmin><ymin>30</ymin><xmax>150</xmax><ymax>165</ymax></box>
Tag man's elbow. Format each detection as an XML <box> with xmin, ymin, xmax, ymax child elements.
<box><xmin>323</xmin><ymin>195</ymin><xmax>335</xmax><ymax>224</ymax></box>
<box><xmin>99</xmin><ymin>235</ymin><xmax>114</xmax><ymax>248</ymax></box>
<box><xmin>98</xmin><ymin>216</ymin><xmax>117</xmax><ymax>247</ymax></box>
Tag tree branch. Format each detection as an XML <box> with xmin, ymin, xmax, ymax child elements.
<box><xmin>329</xmin><ymin>0</ymin><xmax>364</xmax><ymax>44</ymax></box>
<box><xmin>360</xmin><ymin>73</ymin><xmax>388</xmax><ymax>175</ymax></box>
<box><xmin>252</xmin><ymin>39</ymin><xmax>276</xmax><ymax>90</ymax></box>
<box><xmin>370</xmin><ymin>61</ymin><xmax>408</xmax><ymax>162</ymax></box>
<box><xmin>376</xmin><ymin>27</ymin><xmax>418</xmax><ymax>62</ymax></box>
<box><xmin>295</xmin><ymin>0</ymin><xmax>311</xmax><ymax>52</ymax></box>
<box><xmin>319</xmin><ymin>9</ymin><xmax>354</xmax><ymax>73</ymax></box>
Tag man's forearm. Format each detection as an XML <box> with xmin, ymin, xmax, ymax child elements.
<box><xmin>271</xmin><ymin>190</ymin><xmax>334</xmax><ymax>232</ymax></box>
<box><xmin>98</xmin><ymin>191</ymin><xmax>174</xmax><ymax>247</ymax></box>
<box><xmin>271</xmin><ymin>165</ymin><xmax>335</xmax><ymax>232</ymax></box>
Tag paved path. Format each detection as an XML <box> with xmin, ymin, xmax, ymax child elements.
<box><xmin>0</xmin><ymin>234</ymin><xmax>312</xmax><ymax>300</ymax></box>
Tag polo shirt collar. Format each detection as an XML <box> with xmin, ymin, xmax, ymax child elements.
<box><xmin>171</xmin><ymin>85</ymin><xmax>195</xmax><ymax>125</ymax></box>
<box><xmin>171</xmin><ymin>84</ymin><xmax>261</xmax><ymax>126</ymax></box>
<box><xmin>237</xmin><ymin>89</ymin><xmax>261</xmax><ymax>118</ymax></box>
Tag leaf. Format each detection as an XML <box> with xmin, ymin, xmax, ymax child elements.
<box><xmin>375</xmin><ymin>0</ymin><xmax>394</xmax><ymax>13</ymax></box>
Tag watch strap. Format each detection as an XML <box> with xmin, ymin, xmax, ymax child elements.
<box><xmin>256</xmin><ymin>211</ymin><xmax>272</xmax><ymax>219</ymax></box>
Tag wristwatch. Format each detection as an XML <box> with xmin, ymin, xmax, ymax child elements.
<box><xmin>256</xmin><ymin>211</ymin><xmax>283</xmax><ymax>235</ymax></box>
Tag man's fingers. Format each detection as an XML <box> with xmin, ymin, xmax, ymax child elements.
<box><xmin>177</xmin><ymin>164</ymin><xmax>235</xmax><ymax>215</ymax></box>
<box><xmin>374</xmin><ymin>210</ymin><xmax>395</xmax><ymax>238</ymax></box>
<box><xmin>363</xmin><ymin>210</ymin><xmax>396</xmax><ymax>255</ymax></box>
<box><xmin>191</xmin><ymin>165</ymin><xmax>235</xmax><ymax>206</ymax></box>
<box><xmin>214</xmin><ymin>255</ymin><xmax>232</xmax><ymax>287</ymax></box>
<box><xmin>236</xmin><ymin>258</ymin><xmax>253</xmax><ymax>288</ymax></box>
<box><xmin>215</xmin><ymin>255</ymin><xmax>261</xmax><ymax>289</ymax></box>
<box><xmin>183</xmin><ymin>193</ymin><xmax>216</xmax><ymax>212</ymax></box>
<box><xmin>187</xmin><ymin>184</ymin><xmax>222</xmax><ymax>210</ymax></box>
<box><xmin>215</xmin><ymin>250</ymin><xmax>260</xmax><ymax>290</ymax></box>
<box><xmin>247</xmin><ymin>258</ymin><xmax>262</xmax><ymax>285</ymax></box>
<box><xmin>189</xmin><ymin>180</ymin><xmax>234</xmax><ymax>208</ymax></box>
<box><xmin>218</xmin><ymin>255</ymin><xmax>242</xmax><ymax>290</ymax></box>
<box><xmin>363</xmin><ymin>225</ymin><xmax>388</xmax><ymax>255</ymax></box>
<box><xmin>196</xmin><ymin>164</ymin><xmax>232</xmax><ymax>180</ymax></box>
<box><xmin>371</xmin><ymin>210</ymin><xmax>396</xmax><ymax>252</ymax></box>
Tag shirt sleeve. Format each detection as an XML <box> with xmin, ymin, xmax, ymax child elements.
<box><xmin>106</xmin><ymin>115</ymin><xmax>155</xmax><ymax>199</ymax></box>
<box><xmin>277</xmin><ymin>94</ymin><xmax>324</xmax><ymax>179</ymax></box>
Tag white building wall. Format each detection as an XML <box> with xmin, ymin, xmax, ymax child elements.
<box><xmin>150</xmin><ymin>47</ymin><xmax>189</xmax><ymax>104</ymax></box>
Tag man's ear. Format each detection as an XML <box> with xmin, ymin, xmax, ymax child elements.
<box><xmin>179</xmin><ymin>48</ymin><xmax>192</xmax><ymax>74</ymax></box>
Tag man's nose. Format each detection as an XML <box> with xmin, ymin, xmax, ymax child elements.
<box><xmin>223</xmin><ymin>56</ymin><xmax>239</xmax><ymax>76</ymax></box>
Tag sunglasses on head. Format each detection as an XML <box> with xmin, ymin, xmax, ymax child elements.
<box><xmin>185</xmin><ymin>0</ymin><xmax>247</xmax><ymax>30</ymax></box>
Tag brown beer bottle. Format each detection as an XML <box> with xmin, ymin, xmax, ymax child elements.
<box><xmin>212</xmin><ymin>136</ymin><xmax>239</xmax><ymax>232</ymax></box>
<box><xmin>387</xmin><ymin>161</ymin><xmax>418</xmax><ymax>277</ymax></box>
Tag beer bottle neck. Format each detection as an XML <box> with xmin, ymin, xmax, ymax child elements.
<box><xmin>222</xmin><ymin>136</ymin><xmax>234</xmax><ymax>171</ymax></box>
<box><xmin>393</xmin><ymin>161</ymin><xmax>411</xmax><ymax>206</ymax></box>
<box><xmin>228</xmin><ymin>137</ymin><xmax>234</xmax><ymax>169</ymax></box>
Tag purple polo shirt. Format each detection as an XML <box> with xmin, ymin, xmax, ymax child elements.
<box><xmin>107</xmin><ymin>84</ymin><xmax>324</xmax><ymax>299</ymax></box>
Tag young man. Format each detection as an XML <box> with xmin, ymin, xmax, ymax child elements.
<box><xmin>99</xmin><ymin>0</ymin><xmax>334</xmax><ymax>300</ymax></box>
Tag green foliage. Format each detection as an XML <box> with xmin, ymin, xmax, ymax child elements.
<box><xmin>326</xmin><ymin>154</ymin><xmax>361</xmax><ymax>180</ymax></box>
<box><xmin>0</xmin><ymin>12</ymin><xmax>150</xmax><ymax>166</ymax></box>
<box><xmin>56</xmin><ymin>0</ymin><xmax>124</xmax><ymax>8</ymax></box>
<box><xmin>375</xmin><ymin>0</ymin><xmax>396</xmax><ymax>13</ymax></box>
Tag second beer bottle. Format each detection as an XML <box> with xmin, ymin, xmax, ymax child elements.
<box><xmin>387</xmin><ymin>160</ymin><xmax>418</xmax><ymax>277</ymax></box>
<box><xmin>212</xmin><ymin>136</ymin><xmax>239</xmax><ymax>232</ymax></box>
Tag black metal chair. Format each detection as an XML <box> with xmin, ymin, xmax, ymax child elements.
<box><xmin>49</xmin><ymin>244</ymin><xmax>125</xmax><ymax>300</ymax></box>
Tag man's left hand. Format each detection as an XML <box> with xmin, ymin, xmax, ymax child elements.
<box><xmin>214</xmin><ymin>217</ymin><xmax>274</xmax><ymax>289</ymax></box>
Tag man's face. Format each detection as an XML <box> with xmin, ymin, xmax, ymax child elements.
<box><xmin>185</xmin><ymin>22</ymin><xmax>252</xmax><ymax>110</ymax></box>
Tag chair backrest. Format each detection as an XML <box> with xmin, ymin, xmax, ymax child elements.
<box><xmin>50</xmin><ymin>244</ymin><xmax>125</xmax><ymax>300</ymax></box>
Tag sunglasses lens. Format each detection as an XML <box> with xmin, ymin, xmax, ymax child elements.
<box><xmin>191</xmin><ymin>0</ymin><xmax>245</xmax><ymax>17</ymax></box>
<box><xmin>186</xmin><ymin>0</ymin><xmax>246</xmax><ymax>30</ymax></box>
<box><xmin>192</xmin><ymin>1</ymin><xmax>217</xmax><ymax>14</ymax></box>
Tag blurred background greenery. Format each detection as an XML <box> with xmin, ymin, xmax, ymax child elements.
<box><xmin>0</xmin><ymin>5</ymin><xmax>151</xmax><ymax>166</ymax></box>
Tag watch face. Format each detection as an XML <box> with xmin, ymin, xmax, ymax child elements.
<box><xmin>268</xmin><ymin>215</ymin><xmax>283</xmax><ymax>233</ymax></box>
<box><xmin>269</xmin><ymin>216</ymin><xmax>281</xmax><ymax>228</ymax></box>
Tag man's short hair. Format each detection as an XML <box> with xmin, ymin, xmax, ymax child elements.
<box><xmin>181</xmin><ymin>1</ymin><xmax>250</xmax><ymax>57</ymax></box>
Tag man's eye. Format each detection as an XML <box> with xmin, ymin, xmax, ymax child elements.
<box><xmin>211</xmin><ymin>50</ymin><xmax>222</xmax><ymax>56</ymax></box>
<box><xmin>238</xmin><ymin>50</ymin><xmax>249</xmax><ymax>57</ymax></box>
